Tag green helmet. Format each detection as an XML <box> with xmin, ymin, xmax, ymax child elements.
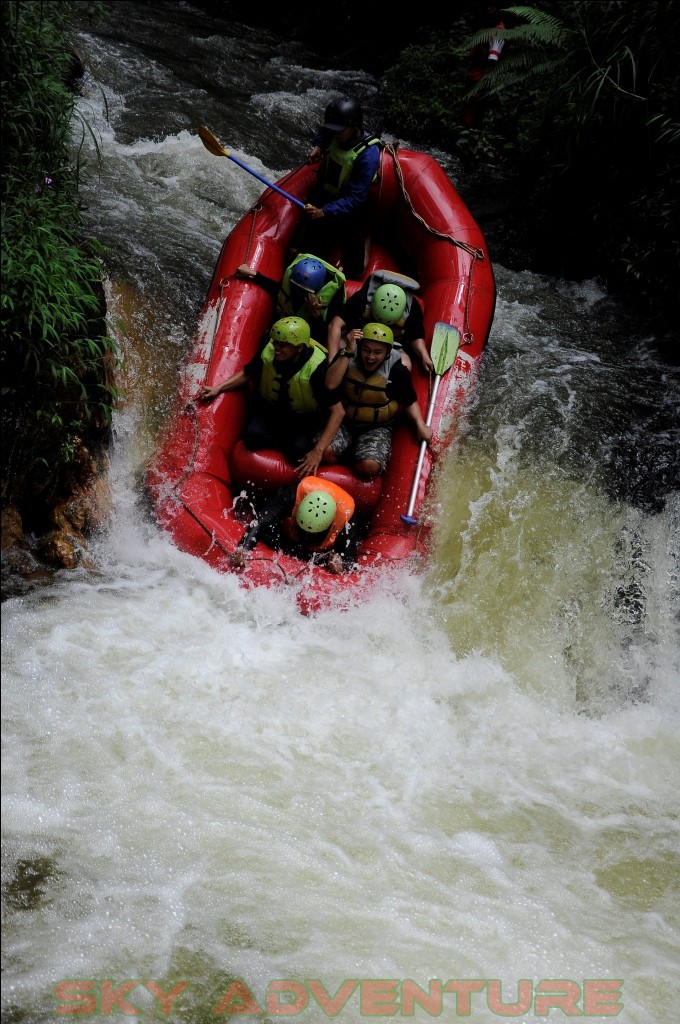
<box><xmin>361</xmin><ymin>322</ymin><xmax>394</xmax><ymax>347</ymax></box>
<box><xmin>295</xmin><ymin>491</ymin><xmax>337</xmax><ymax>534</ymax></box>
<box><xmin>371</xmin><ymin>284</ymin><xmax>407</xmax><ymax>324</ymax></box>
<box><xmin>270</xmin><ymin>316</ymin><xmax>311</xmax><ymax>348</ymax></box>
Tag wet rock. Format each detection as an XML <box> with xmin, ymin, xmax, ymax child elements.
<box><xmin>1</xmin><ymin>443</ymin><xmax>112</xmax><ymax>584</ymax></box>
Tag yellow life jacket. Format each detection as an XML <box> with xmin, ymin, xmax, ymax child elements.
<box><xmin>277</xmin><ymin>255</ymin><xmax>346</xmax><ymax>324</ymax></box>
<box><xmin>258</xmin><ymin>342</ymin><xmax>327</xmax><ymax>414</ymax></box>
<box><xmin>320</xmin><ymin>133</ymin><xmax>381</xmax><ymax>199</ymax></box>
<box><xmin>341</xmin><ymin>350</ymin><xmax>402</xmax><ymax>425</ymax></box>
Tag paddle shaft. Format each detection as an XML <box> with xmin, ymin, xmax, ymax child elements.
<box><xmin>199</xmin><ymin>125</ymin><xmax>306</xmax><ymax>209</ymax></box>
<box><xmin>402</xmin><ymin>374</ymin><xmax>443</xmax><ymax>522</ymax></box>
<box><xmin>225</xmin><ymin>152</ymin><xmax>306</xmax><ymax>209</ymax></box>
<box><xmin>401</xmin><ymin>322</ymin><xmax>460</xmax><ymax>526</ymax></box>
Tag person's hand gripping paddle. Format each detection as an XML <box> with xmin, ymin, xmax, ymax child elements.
<box><xmin>401</xmin><ymin>322</ymin><xmax>461</xmax><ymax>525</ymax></box>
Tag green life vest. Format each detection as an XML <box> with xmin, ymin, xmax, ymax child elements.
<box><xmin>320</xmin><ymin>134</ymin><xmax>381</xmax><ymax>199</ymax></box>
<box><xmin>277</xmin><ymin>254</ymin><xmax>347</xmax><ymax>324</ymax></box>
<box><xmin>258</xmin><ymin>342</ymin><xmax>327</xmax><ymax>414</ymax></box>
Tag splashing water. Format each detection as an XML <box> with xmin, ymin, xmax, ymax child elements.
<box><xmin>3</xmin><ymin>6</ymin><xmax>679</xmax><ymax>1023</ymax></box>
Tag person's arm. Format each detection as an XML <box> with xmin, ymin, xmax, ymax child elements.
<box><xmin>326</xmin><ymin>289</ymin><xmax>365</xmax><ymax>360</ymax></box>
<box><xmin>404</xmin><ymin>399</ymin><xmax>433</xmax><ymax>444</ymax></box>
<box><xmin>302</xmin><ymin>291</ymin><xmax>327</xmax><ymax>325</ymax></box>
<box><xmin>389</xmin><ymin>362</ymin><xmax>433</xmax><ymax>443</ymax></box>
<box><xmin>324</xmin><ymin>289</ymin><xmax>345</xmax><ymax>327</ymax></box>
<box><xmin>230</xmin><ymin>485</ymin><xmax>297</xmax><ymax>568</ymax></box>
<box><xmin>335</xmin><ymin>522</ymin><xmax>360</xmax><ymax>567</ymax></box>
<box><xmin>295</xmin><ymin>400</ymin><xmax>345</xmax><ymax>479</ymax></box>
<box><xmin>235</xmin><ymin>263</ymin><xmax>279</xmax><ymax>300</ymax></box>
<box><xmin>325</xmin><ymin>314</ymin><xmax>347</xmax><ymax>362</ymax></box>
<box><xmin>325</xmin><ymin>511</ymin><xmax>365</xmax><ymax>574</ymax></box>
<box><xmin>402</xmin><ymin>300</ymin><xmax>433</xmax><ymax>372</ymax></box>
<box><xmin>325</xmin><ymin>330</ymin><xmax>362</xmax><ymax>388</ymax></box>
<box><xmin>197</xmin><ymin>369</ymin><xmax>248</xmax><ymax>403</ymax></box>
<box><xmin>409</xmin><ymin>337</ymin><xmax>434</xmax><ymax>373</ymax></box>
<box><xmin>307</xmin><ymin>127</ymin><xmax>331</xmax><ymax>163</ymax></box>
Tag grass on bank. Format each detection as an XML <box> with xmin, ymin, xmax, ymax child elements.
<box><xmin>1</xmin><ymin>0</ymin><xmax>120</xmax><ymax>529</ymax></box>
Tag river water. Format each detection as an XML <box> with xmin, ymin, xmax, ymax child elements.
<box><xmin>2</xmin><ymin>4</ymin><xmax>679</xmax><ymax>1022</ymax></box>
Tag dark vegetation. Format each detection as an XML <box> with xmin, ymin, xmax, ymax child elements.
<box><xmin>1</xmin><ymin>1</ymin><xmax>677</xmax><ymax>576</ymax></box>
<box><xmin>379</xmin><ymin>2</ymin><xmax>679</xmax><ymax>353</ymax></box>
<box><xmin>1</xmin><ymin>0</ymin><xmax>119</xmax><ymax>562</ymax></box>
<box><xmin>265</xmin><ymin>0</ymin><xmax>678</xmax><ymax>350</ymax></box>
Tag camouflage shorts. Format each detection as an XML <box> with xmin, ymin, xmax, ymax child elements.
<box><xmin>327</xmin><ymin>423</ymin><xmax>394</xmax><ymax>474</ymax></box>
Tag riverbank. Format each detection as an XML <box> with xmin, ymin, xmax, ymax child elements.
<box><xmin>1</xmin><ymin>2</ymin><xmax>118</xmax><ymax>585</ymax></box>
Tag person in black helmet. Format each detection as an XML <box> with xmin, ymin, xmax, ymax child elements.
<box><xmin>289</xmin><ymin>95</ymin><xmax>381</xmax><ymax>280</ymax></box>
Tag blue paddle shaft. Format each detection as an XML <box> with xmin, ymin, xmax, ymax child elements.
<box><xmin>227</xmin><ymin>154</ymin><xmax>305</xmax><ymax>209</ymax></box>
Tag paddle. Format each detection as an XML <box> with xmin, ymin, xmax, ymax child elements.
<box><xmin>198</xmin><ymin>125</ymin><xmax>307</xmax><ymax>210</ymax></box>
<box><xmin>400</xmin><ymin>322</ymin><xmax>461</xmax><ymax>526</ymax></box>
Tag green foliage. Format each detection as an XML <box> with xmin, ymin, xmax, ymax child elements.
<box><xmin>381</xmin><ymin>1</ymin><xmax>679</xmax><ymax>334</ymax></box>
<box><xmin>1</xmin><ymin>0</ymin><xmax>119</xmax><ymax>515</ymax></box>
<box><xmin>382</xmin><ymin>32</ymin><xmax>468</xmax><ymax>152</ymax></box>
<box><xmin>465</xmin><ymin>6</ymin><xmax>572</xmax><ymax>97</ymax></box>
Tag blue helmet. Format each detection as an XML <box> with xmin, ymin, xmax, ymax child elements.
<box><xmin>290</xmin><ymin>257</ymin><xmax>327</xmax><ymax>293</ymax></box>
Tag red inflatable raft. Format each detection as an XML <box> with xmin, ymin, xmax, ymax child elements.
<box><xmin>146</xmin><ymin>140</ymin><xmax>496</xmax><ymax>613</ymax></box>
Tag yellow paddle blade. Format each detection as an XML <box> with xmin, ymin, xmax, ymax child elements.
<box><xmin>197</xmin><ymin>124</ymin><xmax>307</xmax><ymax>211</ymax></box>
<box><xmin>199</xmin><ymin>124</ymin><xmax>229</xmax><ymax>158</ymax></box>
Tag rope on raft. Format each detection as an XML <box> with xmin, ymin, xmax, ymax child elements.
<box><xmin>382</xmin><ymin>143</ymin><xmax>486</xmax><ymax>261</ymax></box>
<box><xmin>382</xmin><ymin>143</ymin><xmax>483</xmax><ymax>345</ymax></box>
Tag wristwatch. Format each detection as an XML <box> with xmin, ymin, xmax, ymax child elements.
<box><xmin>341</xmin><ymin>348</ymin><xmax>355</xmax><ymax>358</ymax></box>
